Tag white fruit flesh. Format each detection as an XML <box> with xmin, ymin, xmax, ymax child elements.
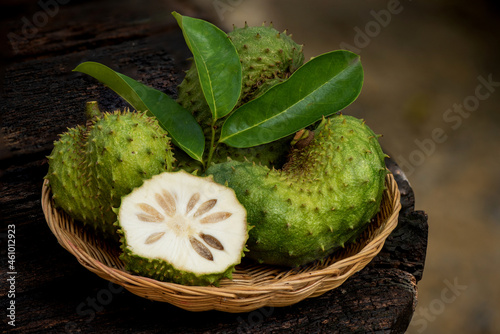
<box><xmin>119</xmin><ymin>171</ymin><xmax>247</xmax><ymax>276</ymax></box>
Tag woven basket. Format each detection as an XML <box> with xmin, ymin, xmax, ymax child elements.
<box><xmin>41</xmin><ymin>172</ymin><xmax>401</xmax><ymax>313</ymax></box>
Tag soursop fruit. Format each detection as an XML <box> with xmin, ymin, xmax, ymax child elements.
<box><xmin>46</xmin><ymin>125</ymin><xmax>105</xmax><ymax>225</ymax></box>
<box><xmin>207</xmin><ymin>114</ymin><xmax>389</xmax><ymax>267</ymax></box>
<box><xmin>117</xmin><ymin>170</ymin><xmax>248</xmax><ymax>286</ymax></box>
<box><xmin>46</xmin><ymin>109</ymin><xmax>174</xmax><ymax>239</ymax></box>
<box><xmin>177</xmin><ymin>23</ymin><xmax>304</xmax><ymax>127</ymax></box>
<box><xmin>175</xmin><ymin>23</ymin><xmax>304</xmax><ymax>171</ymax></box>
<box><xmin>174</xmin><ymin>134</ymin><xmax>293</xmax><ymax>174</ymax></box>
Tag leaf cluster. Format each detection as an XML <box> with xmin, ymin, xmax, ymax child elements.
<box><xmin>73</xmin><ymin>12</ymin><xmax>364</xmax><ymax>170</ymax></box>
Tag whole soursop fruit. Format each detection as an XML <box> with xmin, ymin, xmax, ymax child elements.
<box><xmin>175</xmin><ymin>23</ymin><xmax>304</xmax><ymax>171</ymax></box>
<box><xmin>207</xmin><ymin>114</ymin><xmax>389</xmax><ymax>267</ymax></box>
<box><xmin>117</xmin><ymin>170</ymin><xmax>248</xmax><ymax>286</ymax></box>
<box><xmin>46</xmin><ymin>125</ymin><xmax>105</xmax><ymax>224</ymax></box>
<box><xmin>46</xmin><ymin>109</ymin><xmax>174</xmax><ymax>239</ymax></box>
<box><xmin>177</xmin><ymin>23</ymin><xmax>304</xmax><ymax>126</ymax></box>
<box><xmin>84</xmin><ymin>111</ymin><xmax>174</xmax><ymax>211</ymax></box>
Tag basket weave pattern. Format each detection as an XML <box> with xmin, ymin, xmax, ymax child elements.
<box><xmin>41</xmin><ymin>173</ymin><xmax>401</xmax><ymax>313</ymax></box>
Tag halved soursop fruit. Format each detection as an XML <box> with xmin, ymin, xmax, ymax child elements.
<box><xmin>117</xmin><ymin>170</ymin><xmax>248</xmax><ymax>286</ymax></box>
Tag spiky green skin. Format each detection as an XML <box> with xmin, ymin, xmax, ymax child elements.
<box><xmin>228</xmin><ymin>24</ymin><xmax>304</xmax><ymax>104</ymax></box>
<box><xmin>46</xmin><ymin>125</ymin><xmax>106</xmax><ymax>225</ymax></box>
<box><xmin>46</xmin><ymin>110</ymin><xmax>173</xmax><ymax>239</ymax></box>
<box><xmin>175</xmin><ymin>24</ymin><xmax>304</xmax><ymax>170</ymax></box>
<box><xmin>207</xmin><ymin>114</ymin><xmax>388</xmax><ymax>267</ymax></box>
<box><xmin>85</xmin><ymin>112</ymin><xmax>174</xmax><ymax>210</ymax></box>
<box><xmin>213</xmin><ymin>139</ymin><xmax>291</xmax><ymax>167</ymax></box>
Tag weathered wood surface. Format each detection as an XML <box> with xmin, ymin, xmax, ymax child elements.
<box><xmin>0</xmin><ymin>1</ymin><xmax>428</xmax><ymax>333</ymax></box>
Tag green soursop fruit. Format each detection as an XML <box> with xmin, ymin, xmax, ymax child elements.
<box><xmin>174</xmin><ymin>135</ymin><xmax>293</xmax><ymax>174</ymax></box>
<box><xmin>46</xmin><ymin>125</ymin><xmax>104</xmax><ymax>224</ymax></box>
<box><xmin>117</xmin><ymin>170</ymin><xmax>248</xmax><ymax>286</ymax></box>
<box><xmin>207</xmin><ymin>114</ymin><xmax>388</xmax><ymax>267</ymax></box>
<box><xmin>85</xmin><ymin>111</ymin><xmax>174</xmax><ymax>210</ymax></box>
<box><xmin>46</xmin><ymin>109</ymin><xmax>174</xmax><ymax>239</ymax></box>
<box><xmin>175</xmin><ymin>23</ymin><xmax>304</xmax><ymax>171</ymax></box>
<box><xmin>177</xmin><ymin>23</ymin><xmax>304</xmax><ymax>126</ymax></box>
<box><xmin>230</xmin><ymin>23</ymin><xmax>304</xmax><ymax>104</ymax></box>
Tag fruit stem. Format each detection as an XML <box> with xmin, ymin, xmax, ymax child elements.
<box><xmin>85</xmin><ymin>101</ymin><xmax>101</xmax><ymax>120</ymax></box>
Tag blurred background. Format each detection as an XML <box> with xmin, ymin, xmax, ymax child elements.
<box><xmin>2</xmin><ymin>0</ymin><xmax>499</xmax><ymax>332</ymax></box>
<box><xmin>189</xmin><ymin>0</ymin><xmax>500</xmax><ymax>333</ymax></box>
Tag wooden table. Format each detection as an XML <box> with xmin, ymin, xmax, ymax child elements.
<box><xmin>1</xmin><ymin>1</ymin><xmax>428</xmax><ymax>332</ymax></box>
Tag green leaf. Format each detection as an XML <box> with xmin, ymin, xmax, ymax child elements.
<box><xmin>219</xmin><ymin>50</ymin><xmax>364</xmax><ymax>148</ymax></box>
<box><xmin>172</xmin><ymin>11</ymin><xmax>241</xmax><ymax>120</ymax></box>
<box><xmin>73</xmin><ymin>61</ymin><xmax>205</xmax><ymax>162</ymax></box>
